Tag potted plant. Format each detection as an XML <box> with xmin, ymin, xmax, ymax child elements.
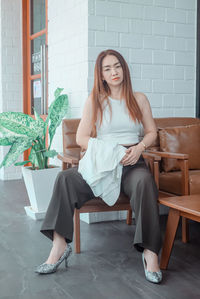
<box><xmin>0</xmin><ymin>88</ymin><xmax>69</xmax><ymax>219</ymax></box>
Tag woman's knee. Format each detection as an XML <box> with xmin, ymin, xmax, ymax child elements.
<box><xmin>56</xmin><ymin>168</ymin><xmax>77</xmax><ymax>181</ymax></box>
<box><xmin>133</xmin><ymin>169</ymin><xmax>153</xmax><ymax>186</ymax></box>
<box><xmin>125</xmin><ymin>168</ymin><xmax>157</xmax><ymax>198</ymax></box>
<box><xmin>53</xmin><ymin>169</ymin><xmax>77</xmax><ymax>190</ymax></box>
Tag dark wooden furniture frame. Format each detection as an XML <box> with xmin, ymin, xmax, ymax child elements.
<box><xmin>159</xmin><ymin>195</ymin><xmax>200</xmax><ymax>269</ymax></box>
<box><xmin>147</xmin><ymin>150</ymin><xmax>190</xmax><ymax>243</ymax></box>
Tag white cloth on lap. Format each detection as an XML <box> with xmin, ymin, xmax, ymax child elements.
<box><xmin>78</xmin><ymin>138</ymin><xmax>126</xmax><ymax>206</ymax></box>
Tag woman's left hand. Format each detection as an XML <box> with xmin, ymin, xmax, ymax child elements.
<box><xmin>120</xmin><ymin>144</ymin><xmax>143</xmax><ymax>166</ymax></box>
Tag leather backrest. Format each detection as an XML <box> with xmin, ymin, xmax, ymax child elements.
<box><xmin>159</xmin><ymin>124</ymin><xmax>200</xmax><ymax>171</ymax></box>
<box><xmin>62</xmin><ymin>117</ymin><xmax>200</xmax><ymax>156</ymax></box>
<box><xmin>62</xmin><ymin>118</ymin><xmax>81</xmax><ymax>158</ymax></box>
<box><xmin>151</xmin><ymin>117</ymin><xmax>200</xmax><ymax>149</ymax></box>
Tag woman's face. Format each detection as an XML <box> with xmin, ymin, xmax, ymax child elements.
<box><xmin>101</xmin><ymin>55</ymin><xmax>123</xmax><ymax>88</ymax></box>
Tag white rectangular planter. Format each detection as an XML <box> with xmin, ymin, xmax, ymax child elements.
<box><xmin>22</xmin><ymin>166</ymin><xmax>61</xmax><ymax>220</ymax></box>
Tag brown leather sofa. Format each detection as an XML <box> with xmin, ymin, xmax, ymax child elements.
<box><xmin>148</xmin><ymin>117</ymin><xmax>200</xmax><ymax>196</ymax></box>
<box><xmin>147</xmin><ymin>117</ymin><xmax>200</xmax><ymax>243</ymax></box>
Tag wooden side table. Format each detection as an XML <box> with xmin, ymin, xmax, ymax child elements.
<box><xmin>158</xmin><ymin>194</ymin><xmax>200</xmax><ymax>270</ymax></box>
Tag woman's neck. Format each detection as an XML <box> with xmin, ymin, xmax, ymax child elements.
<box><xmin>109</xmin><ymin>85</ymin><xmax>122</xmax><ymax>100</ymax></box>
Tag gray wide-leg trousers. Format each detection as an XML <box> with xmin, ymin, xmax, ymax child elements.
<box><xmin>41</xmin><ymin>156</ymin><xmax>162</xmax><ymax>254</ymax></box>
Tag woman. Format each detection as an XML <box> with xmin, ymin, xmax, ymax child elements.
<box><xmin>36</xmin><ymin>49</ymin><xmax>162</xmax><ymax>284</ymax></box>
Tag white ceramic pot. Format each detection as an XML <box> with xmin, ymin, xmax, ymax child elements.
<box><xmin>22</xmin><ymin>165</ymin><xmax>61</xmax><ymax>220</ymax></box>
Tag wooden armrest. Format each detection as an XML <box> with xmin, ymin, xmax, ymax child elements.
<box><xmin>147</xmin><ymin>151</ymin><xmax>189</xmax><ymax>195</ymax></box>
<box><xmin>143</xmin><ymin>151</ymin><xmax>161</xmax><ymax>161</ymax></box>
<box><xmin>57</xmin><ymin>153</ymin><xmax>79</xmax><ymax>165</ymax></box>
<box><xmin>146</xmin><ymin>150</ymin><xmax>189</xmax><ymax>160</ymax></box>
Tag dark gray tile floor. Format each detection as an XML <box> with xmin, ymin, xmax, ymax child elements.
<box><xmin>0</xmin><ymin>179</ymin><xmax>200</xmax><ymax>299</ymax></box>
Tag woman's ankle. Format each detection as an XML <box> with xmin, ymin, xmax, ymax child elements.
<box><xmin>53</xmin><ymin>231</ymin><xmax>67</xmax><ymax>247</ymax></box>
<box><xmin>143</xmin><ymin>249</ymin><xmax>160</xmax><ymax>272</ymax></box>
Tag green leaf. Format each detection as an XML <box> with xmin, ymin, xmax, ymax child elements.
<box><xmin>0</xmin><ymin>137</ymin><xmax>33</xmax><ymax>168</ymax></box>
<box><xmin>33</xmin><ymin>108</ymin><xmax>45</xmax><ymax>126</ymax></box>
<box><xmin>0</xmin><ymin>112</ymin><xmax>44</xmax><ymax>139</ymax></box>
<box><xmin>0</xmin><ymin>124</ymin><xmax>23</xmax><ymax>137</ymax></box>
<box><xmin>0</xmin><ymin>136</ymin><xmax>18</xmax><ymax>146</ymax></box>
<box><xmin>54</xmin><ymin>88</ymin><xmax>64</xmax><ymax>99</ymax></box>
<box><xmin>14</xmin><ymin>160</ymin><xmax>31</xmax><ymax>166</ymax></box>
<box><xmin>48</xmin><ymin>94</ymin><xmax>69</xmax><ymax>148</ymax></box>
<box><xmin>43</xmin><ymin>149</ymin><xmax>58</xmax><ymax>158</ymax></box>
<box><xmin>29</xmin><ymin>146</ymin><xmax>39</xmax><ymax>168</ymax></box>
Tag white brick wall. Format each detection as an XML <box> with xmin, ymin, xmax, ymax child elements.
<box><xmin>0</xmin><ymin>0</ymin><xmax>23</xmax><ymax>180</ymax></box>
<box><xmin>88</xmin><ymin>0</ymin><xmax>197</xmax><ymax>118</ymax></box>
<box><xmin>48</xmin><ymin>0</ymin><xmax>88</xmax><ymax>166</ymax></box>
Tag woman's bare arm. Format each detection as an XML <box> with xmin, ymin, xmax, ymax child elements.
<box><xmin>76</xmin><ymin>95</ymin><xmax>93</xmax><ymax>150</ymax></box>
<box><xmin>134</xmin><ymin>92</ymin><xmax>157</xmax><ymax>150</ymax></box>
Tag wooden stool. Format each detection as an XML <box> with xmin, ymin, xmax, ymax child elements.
<box><xmin>158</xmin><ymin>194</ymin><xmax>200</xmax><ymax>270</ymax></box>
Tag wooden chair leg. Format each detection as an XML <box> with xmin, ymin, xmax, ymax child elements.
<box><xmin>126</xmin><ymin>208</ymin><xmax>132</xmax><ymax>225</ymax></box>
<box><xmin>182</xmin><ymin>217</ymin><xmax>189</xmax><ymax>243</ymax></box>
<box><xmin>160</xmin><ymin>208</ymin><xmax>180</xmax><ymax>270</ymax></box>
<box><xmin>74</xmin><ymin>208</ymin><xmax>81</xmax><ymax>253</ymax></box>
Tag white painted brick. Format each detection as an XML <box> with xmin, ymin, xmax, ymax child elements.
<box><xmin>176</xmin><ymin>0</ymin><xmax>196</xmax><ymax>10</ymax></box>
<box><xmin>153</xmin><ymin>80</ymin><xmax>173</xmax><ymax>93</ymax></box>
<box><xmin>153</xmin><ymin>108</ymin><xmax>174</xmax><ymax>117</ymax></box>
<box><xmin>166</xmin><ymin>8</ymin><xmax>187</xmax><ymax>23</ymax></box>
<box><xmin>88</xmin><ymin>31</ymin><xmax>95</xmax><ymax>46</ymax></box>
<box><xmin>145</xmin><ymin>93</ymin><xmax>163</xmax><ymax>107</ymax></box>
<box><xmin>132</xmin><ymin>79</ymin><xmax>152</xmax><ymax>92</ymax></box>
<box><xmin>111</xmin><ymin>0</ymin><xmax>129</xmax><ymax>2</ymax></box>
<box><xmin>163</xmin><ymin>66</ymin><xmax>184</xmax><ymax>80</ymax></box>
<box><xmin>88</xmin><ymin>15</ymin><xmax>105</xmax><ymax>31</ymax></box>
<box><xmin>183</xmin><ymin>95</ymin><xmax>195</xmax><ymax>107</ymax></box>
<box><xmin>163</xmin><ymin>94</ymin><xmax>183</xmax><ymax>107</ymax></box>
<box><xmin>95</xmin><ymin>1</ymin><xmax>120</xmax><ymax>17</ymax></box>
<box><xmin>175</xmin><ymin>52</ymin><xmax>194</xmax><ymax>66</ymax></box>
<box><xmin>120</xmin><ymin>3</ymin><xmax>143</xmax><ymax>19</ymax></box>
<box><xmin>144</xmin><ymin>6</ymin><xmax>165</xmax><ymax>21</ymax></box>
<box><xmin>109</xmin><ymin>47</ymin><xmax>129</xmax><ymax>61</ymax></box>
<box><xmin>120</xmin><ymin>33</ymin><xmax>143</xmax><ymax>48</ymax></box>
<box><xmin>153</xmin><ymin>50</ymin><xmax>173</xmax><ymax>65</ymax></box>
<box><xmin>175</xmin><ymin>24</ymin><xmax>195</xmax><ymax>38</ymax></box>
<box><xmin>184</xmin><ymin>66</ymin><xmax>195</xmax><ymax>80</ymax></box>
<box><xmin>143</xmin><ymin>36</ymin><xmax>165</xmax><ymax>50</ymax></box>
<box><xmin>106</xmin><ymin>17</ymin><xmax>129</xmax><ymax>32</ymax></box>
<box><xmin>142</xmin><ymin>65</ymin><xmax>163</xmax><ymax>79</ymax></box>
<box><xmin>129</xmin><ymin>0</ymin><xmax>153</xmax><ymax>5</ymax></box>
<box><xmin>174</xmin><ymin>108</ymin><xmax>195</xmax><ymax>117</ymax></box>
<box><xmin>186</xmin><ymin>39</ymin><xmax>196</xmax><ymax>51</ymax></box>
<box><xmin>130</xmin><ymin>20</ymin><xmax>152</xmax><ymax>35</ymax></box>
<box><xmin>152</xmin><ymin>21</ymin><xmax>174</xmax><ymax>36</ymax></box>
<box><xmin>95</xmin><ymin>31</ymin><xmax>119</xmax><ymax>47</ymax></box>
<box><xmin>88</xmin><ymin>46</ymin><xmax>107</xmax><ymax>61</ymax></box>
<box><xmin>88</xmin><ymin>0</ymin><xmax>95</xmax><ymax>15</ymax></box>
<box><xmin>154</xmin><ymin>0</ymin><xmax>175</xmax><ymax>8</ymax></box>
<box><xmin>88</xmin><ymin>61</ymin><xmax>96</xmax><ymax>77</ymax></box>
<box><xmin>130</xmin><ymin>49</ymin><xmax>152</xmax><ymax>64</ymax></box>
<box><xmin>130</xmin><ymin>64</ymin><xmax>141</xmax><ymax>79</ymax></box>
<box><xmin>165</xmin><ymin>37</ymin><xmax>186</xmax><ymax>51</ymax></box>
<box><xmin>174</xmin><ymin>80</ymin><xmax>194</xmax><ymax>94</ymax></box>
<box><xmin>187</xmin><ymin>11</ymin><xmax>195</xmax><ymax>24</ymax></box>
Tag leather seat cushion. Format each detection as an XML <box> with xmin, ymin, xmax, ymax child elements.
<box><xmin>159</xmin><ymin>170</ymin><xmax>200</xmax><ymax>195</ymax></box>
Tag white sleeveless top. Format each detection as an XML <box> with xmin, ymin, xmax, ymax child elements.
<box><xmin>96</xmin><ymin>97</ymin><xmax>143</xmax><ymax>145</ymax></box>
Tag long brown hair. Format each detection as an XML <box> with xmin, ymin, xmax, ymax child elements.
<box><xmin>91</xmin><ymin>49</ymin><xmax>142</xmax><ymax>135</ymax></box>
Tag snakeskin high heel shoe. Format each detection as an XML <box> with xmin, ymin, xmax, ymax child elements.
<box><xmin>142</xmin><ymin>252</ymin><xmax>162</xmax><ymax>284</ymax></box>
<box><xmin>35</xmin><ymin>244</ymin><xmax>72</xmax><ymax>274</ymax></box>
